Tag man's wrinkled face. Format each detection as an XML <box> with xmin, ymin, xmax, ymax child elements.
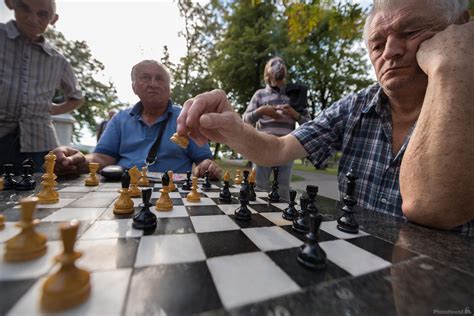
<box><xmin>12</xmin><ymin>0</ymin><xmax>57</xmax><ymax>42</ymax></box>
<box><xmin>132</xmin><ymin>63</ymin><xmax>171</xmax><ymax>108</ymax></box>
<box><xmin>367</xmin><ymin>1</ymin><xmax>446</xmax><ymax>95</ymax></box>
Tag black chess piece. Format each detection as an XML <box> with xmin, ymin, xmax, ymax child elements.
<box><xmin>162</xmin><ymin>171</ymin><xmax>170</xmax><ymax>186</ymax></box>
<box><xmin>306</xmin><ymin>185</ymin><xmax>319</xmax><ymax>214</ymax></box>
<box><xmin>202</xmin><ymin>171</ymin><xmax>212</xmax><ymax>189</ymax></box>
<box><xmin>21</xmin><ymin>158</ymin><xmax>37</xmax><ymax>173</ymax></box>
<box><xmin>219</xmin><ymin>177</ymin><xmax>232</xmax><ymax>204</ymax></box>
<box><xmin>234</xmin><ymin>172</ymin><xmax>251</xmax><ymax>221</ymax></box>
<box><xmin>293</xmin><ymin>194</ymin><xmax>309</xmax><ymax>233</ymax></box>
<box><xmin>268</xmin><ymin>166</ymin><xmax>280</xmax><ymax>202</ymax></box>
<box><xmin>122</xmin><ymin>169</ymin><xmax>131</xmax><ymax>187</ymax></box>
<box><xmin>282</xmin><ymin>189</ymin><xmax>298</xmax><ymax>221</ymax></box>
<box><xmin>181</xmin><ymin>171</ymin><xmax>192</xmax><ymax>190</ymax></box>
<box><xmin>248</xmin><ymin>179</ymin><xmax>256</xmax><ymax>202</ymax></box>
<box><xmin>297</xmin><ymin>212</ymin><xmax>327</xmax><ymax>270</ymax></box>
<box><xmin>337</xmin><ymin>169</ymin><xmax>359</xmax><ymax>234</ymax></box>
<box><xmin>2</xmin><ymin>164</ymin><xmax>17</xmax><ymax>190</ymax></box>
<box><xmin>15</xmin><ymin>164</ymin><xmax>36</xmax><ymax>191</ymax></box>
<box><xmin>132</xmin><ymin>187</ymin><xmax>157</xmax><ymax>231</ymax></box>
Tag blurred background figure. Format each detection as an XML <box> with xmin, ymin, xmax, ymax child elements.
<box><xmin>96</xmin><ymin>110</ymin><xmax>116</xmax><ymax>142</ymax></box>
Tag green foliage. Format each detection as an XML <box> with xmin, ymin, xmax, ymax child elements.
<box><xmin>284</xmin><ymin>1</ymin><xmax>373</xmax><ymax>114</ymax></box>
<box><xmin>210</xmin><ymin>0</ymin><xmax>290</xmax><ymax>113</ymax></box>
<box><xmin>44</xmin><ymin>28</ymin><xmax>123</xmax><ymax>142</ymax></box>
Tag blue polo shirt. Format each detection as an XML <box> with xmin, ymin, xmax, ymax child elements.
<box><xmin>94</xmin><ymin>101</ymin><xmax>212</xmax><ymax>173</ymax></box>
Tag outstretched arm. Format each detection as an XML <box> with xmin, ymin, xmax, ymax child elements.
<box><xmin>400</xmin><ymin>21</ymin><xmax>474</xmax><ymax>229</ymax></box>
<box><xmin>176</xmin><ymin>90</ymin><xmax>308</xmax><ymax>167</ymax></box>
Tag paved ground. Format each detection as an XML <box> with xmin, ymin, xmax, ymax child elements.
<box><xmin>221</xmin><ymin>159</ymin><xmax>339</xmax><ymax>200</ymax></box>
<box><xmin>291</xmin><ymin>170</ymin><xmax>339</xmax><ymax>200</ymax></box>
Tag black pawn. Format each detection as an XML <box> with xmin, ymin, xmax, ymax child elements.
<box><xmin>132</xmin><ymin>188</ymin><xmax>157</xmax><ymax>231</ymax></box>
<box><xmin>2</xmin><ymin>164</ymin><xmax>17</xmax><ymax>190</ymax></box>
<box><xmin>15</xmin><ymin>164</ymin><xmax>36</xmax><ymax>191</ymax></box>
<box><xmin>268</xmin><ymin>166</ymin><xmax>280</xmax><ymax>202</ymax></box>
<box><xmin>306</xmin><ymin>185</ymin><xmax>319</xmax><ymax>214</ymax></box>
<box><xmin>202</xmin><ymin>171</ymin><xmax>212</xmax><ymax>189</ymax></box>
<box><xmin>21</xmin><ymin>158</ymin><xmax>37</xmax><ymax>173</ymax></box>
<box><xmin>219</xmin><ymin>178</ymin><xmax>232</xmax><ymax>204</ymax></box>
<box><xmin>234</xmin><ymin>171</ymin><xmax>251</xmax><ymax>221</ymax></box>
<box><xmin>282</xmin><ymin>189</ymin><xmax>298</xmax><ymax>221</ymax></box>
<box><xmin>181</xmin><ymin>171</ymin><xmax>192</xmax><ymax>190</ymax></box>
<box><xmin>297</xmin><ymin>212</ymin><xmax>327</xmax><ymax>270</ymax></box>
<box><xmin>293</xmin><ymin>194</ymin><xmax>309</xmax><ymax>233</ymax></box>
<box><xmin>337</xmin><ymin>169</ymin><xmax>359</xmax><ymax>234</ymax></box>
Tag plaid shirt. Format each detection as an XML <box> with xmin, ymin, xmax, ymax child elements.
<box><xmin>0</xmin><ymin>21</ymin><xmax>83</xmax><ymax>152</ymax></box>
<box><xmin>293</xmin><ymin>84</ymin><xmax>473</xmax><ymax>236</ymax></box>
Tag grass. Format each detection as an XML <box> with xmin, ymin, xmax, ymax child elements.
<box><xmin>215</xmin><ymin>158</ymin><xmax>336</xmax><ymax>182</ymax></box>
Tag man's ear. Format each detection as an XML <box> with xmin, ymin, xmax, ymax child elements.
<box><xmin>5</xmin><ymin>0</ymin><xmax>13</xmax><ymax>10</ymax></box>
<box><xmin>132</xmin><ymin>83</ymin><xmax>137</xmax><ymax>95</ymax></box>
<box><xmin>50</xmin><ymin>13</ymin><xmax>59</xmax><ymax>26</ymax></box>
<box><xmin>454</xmin><ymin>10</ymin><xmax>470</xmax><ymax>24</ymax></box>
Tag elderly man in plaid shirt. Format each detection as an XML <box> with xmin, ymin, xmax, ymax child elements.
<box><xmin>177</xmin><ymin>0</ymin><xmax>474</xmax><ymax>236</ymax></box>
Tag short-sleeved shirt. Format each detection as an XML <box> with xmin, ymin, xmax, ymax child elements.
<box><xmin>94</xmin><ymin>101</ymin><xmax>213</xmax><ymax>173</ymax></box>
<box><xmin>0</xmin><ymin>21</ymin><xmax>83</xmax><ymax>152</ymax></box>
<box><xmin>292</xmin><ymin>83</ymin><xmax>473</xmax><ymax>236</ymax></box>
<box><xmin>243</xmin><ymin>85</ymin><xmax>310</xmax><ymax>136</ymax></box>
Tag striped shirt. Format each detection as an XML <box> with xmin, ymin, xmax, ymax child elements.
<box><xmin>0</xmin><ymin>21</ymin><xmax>83</xmax><ymax>152</ymax></box>
<box><xmin>243</xmin><ymin>85</ymin><xmax>310</xmax><ymax>136</ymax></box>
<box><xmin>293</xmin><ymin>83</ymin><xmax>473</xmax><ymax>236</ymax></box>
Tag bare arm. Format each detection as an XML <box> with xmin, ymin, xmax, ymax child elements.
<box><xmin>400</xmin><ymin>22</ymin><xmax>474</xmax><ymax>229</ymax></box>
<box><xmin>51</xmin><ymin>98</ymin><xmax>84</xmax><ymax>115</ymax></box>
<box><xmin>53</xmin><ymin>146</ymin><xmax>116</xmax><ymax>175</ymax></box>
<box><xmin>176</xmin><ymin>90</ymin><xmax>308</xmax><ymax>167</ymax></box>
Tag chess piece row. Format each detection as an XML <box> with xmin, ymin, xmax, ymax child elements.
<box><xmin>3</xmin><ymin>197</ymin><xmax>90</xmax><ymax>312</ymax></box>
<box><xmin>2</xmin><ymin>160</ymin><xmax>36</xmax><ymax>191</ymax></box>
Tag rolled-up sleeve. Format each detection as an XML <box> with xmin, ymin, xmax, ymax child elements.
<box><xmin>60</xmin><ymin>62</ymin><xmax>83</xmax><ymax>100</ymax></box>
<box><xmin>292</xmin><ymin>94</ymin><xmax>355</xmax><ymax>168</ymax></box>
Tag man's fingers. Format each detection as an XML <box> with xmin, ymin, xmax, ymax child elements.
<box><xmin>67</xmin><ymin>152</ymin><xmax>86</xmax><ymax>165</ymax></box>
<box><xmin>177</xmin><ymin>98</ymin><xmax>192</xmax><ymax>135</ymax></box>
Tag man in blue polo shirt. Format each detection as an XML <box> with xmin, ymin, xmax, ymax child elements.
<box><xmin>53</xmin><ymin>60</ymin><xmax>220</xmax><ymax>179</ymax></box>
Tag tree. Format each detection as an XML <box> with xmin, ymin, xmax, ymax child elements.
<box><xmin>44</xmin><ymin>28</ymin><xmax>122</xmax><ymax>141</ymax></box>
<box><xmin>210</xmin><ymin>0</ymin><xmax>289</xmax><ymax>113</ymax></box>
<box><xmin>163</xmin><ymin>0</ymin><xmax>219</xmax><ymax>106</ymax></box>
<box><xmin>284</xmin><ymin>0</ymin><xmax>373</xmax><ymax>115</ymax></box>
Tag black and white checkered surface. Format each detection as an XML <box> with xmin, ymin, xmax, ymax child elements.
<box><xmin>0</xmin><ymin>182</ymin><xmax>418</xmax><ymax>315</ymax></box>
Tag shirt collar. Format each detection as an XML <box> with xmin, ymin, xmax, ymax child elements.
<box><xmin>130</xmin><ymin>100</ymin><xmax>173</xmax><ymax>122</ymax></box>
<box><xmin>6</xmin><ymin>20</ymin><xmax>54</xmax><ymax>56</ymax></box>
<box><xmin>361</xmin><ymin>84</ymin><xmax>390</xmax><ymax>117</ymax></box>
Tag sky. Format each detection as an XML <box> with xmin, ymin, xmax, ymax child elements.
<box><xmin>1</xmin><ymin>0</ymin><xmax>371</xmax><ymax>146</ymax></box>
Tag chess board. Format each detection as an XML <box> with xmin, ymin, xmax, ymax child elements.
<box><xmin>0</xmin><ymin>180</ymin><xmax>419</xmax><ymax>315</ymax></box>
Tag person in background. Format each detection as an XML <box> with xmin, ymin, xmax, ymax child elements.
<box><xmin>96</xmin><ymin>110</ymin><xmax>116</xmax><ymax>142</ymax></box>
<box><xmin>243</xmin><ymin>57</ymin><xmax>310</xmax><ymax>200</ymax></box>
<box><xmin>53</xmin><ymin>60</ymin><xmax>220</xmax><ymax>179</ymax></box>
<box><xmin>0</xmin><ymin>0</ymin><xmax>84</xmax><ymax>172</ymax></box>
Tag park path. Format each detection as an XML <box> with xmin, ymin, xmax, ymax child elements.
<box><xmin>291</xmin><ymin>170</ymin><xmax>339</xmax><ymax>200</ymax></box>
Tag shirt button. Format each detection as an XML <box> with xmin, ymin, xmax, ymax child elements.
<box><xmin>380</xmin><ymin>198</ymin><xmax>387</xmax><ymax>204</ymax></box>
<box><xmin>388</xmin><ymin>167</ymin><xmax>394</xmax><ymax>172</ymax></box>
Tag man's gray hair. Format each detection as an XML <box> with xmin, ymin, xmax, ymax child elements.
<box><xmin>130</xmin><ymin>60</ymin><xmax>171</xmax><ymax>86</ymax></box>
<box><xmin>363</xmin><ymin>0</ymin><xmax>470</xmax><ymax>45</ymax></box>
<box><xmin>9</xmin><ymin>0</ymin><xmax>57</xmax><ymax>13</ymax></box>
